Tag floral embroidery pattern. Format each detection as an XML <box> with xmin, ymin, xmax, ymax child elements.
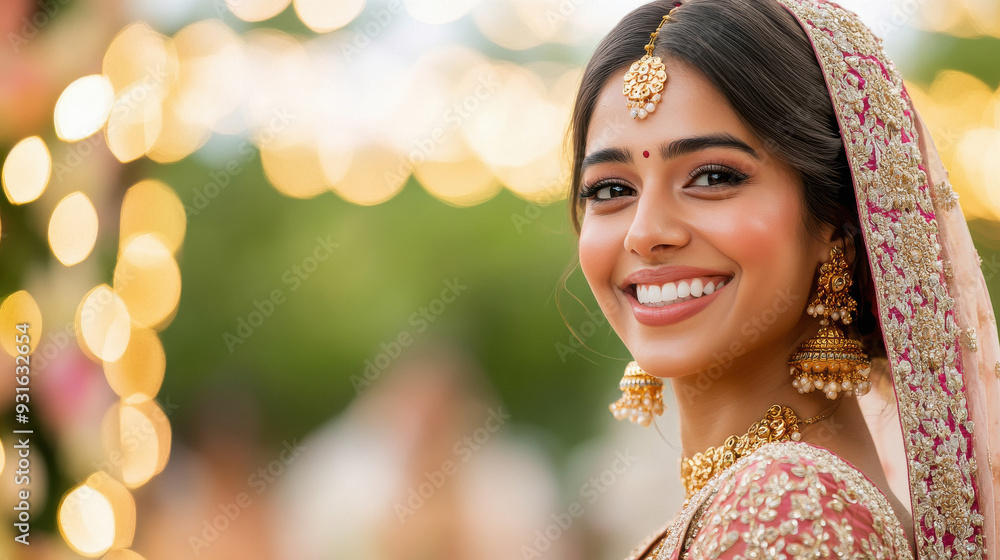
<box><xmin>623</xmin><ymin>442</ymin><xmax>911</xmax><ymax>560</ymax></box>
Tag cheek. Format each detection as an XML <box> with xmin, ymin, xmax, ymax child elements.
<box><xmin>713</xmin><ymin>188</ymin><xmax>806</xmax><ymax>273</ymax></box>
<box><xmin>578</xmin><ymin>217</ymin><xmax>623</xmax><ymax>300</ymax></box>
<box><xmin>706</xmin><ymin>188</ymin><xmax>813</xmax><ymax>324</ymax></box>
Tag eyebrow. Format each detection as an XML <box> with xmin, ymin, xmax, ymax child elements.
<box><xmin>581</xmin><ymin>133</ymin><xmax>760</xmax><ymax>171</ymax></box>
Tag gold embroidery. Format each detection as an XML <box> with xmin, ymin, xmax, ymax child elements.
<box><xmin>769</xmin><ymin>1</ymin><xmax>982</xmax><ymax>557</ymax></box>
<box><xmin>943</xmin><ymin>259</ymin><xmax>954</xmax><ymax>279</ymax></box>
<box><xmin>994</xmin><ymin>361</ymin><xmax>999</xmax><ymax>381</ymax></box>
<box><xmin>641</xmin><ymin>441</ymin><xmax>912</xmax><ymax>559</ymax></box>
<box><xmin>963</xmin><ymin>327</ymin><xmax>979</xmax><ymax>352</ymax></box>
<box><xmin>933</xmin><ymin>180</ymin><xmax>960</xmax><ymax>211</ymax></box>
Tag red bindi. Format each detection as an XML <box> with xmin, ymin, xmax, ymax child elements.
<box><xmin>643</xmin><ymin>150</ymin><xmax>650</xmax><ymax>158</ymax></box>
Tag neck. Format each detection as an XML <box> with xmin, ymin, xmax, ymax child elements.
<box><xmin>670</xmin><ymin>342</ymin><xmax>835</xmax><ymax>460</ymax></box>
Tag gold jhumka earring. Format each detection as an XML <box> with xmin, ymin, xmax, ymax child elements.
<box><xmin>622</xmin><ymin>6</ymin><xmax>678</xmax><ymax>119</ymax></box>
<box><xmin>788</xmin><ymin>245</ymin><xmax>872</xmax><ymax>399</ymax></box>
<box><xmin>609</xmin><ymin>361</ymin><xmax>664</xmax><ymax>427</ymax></box>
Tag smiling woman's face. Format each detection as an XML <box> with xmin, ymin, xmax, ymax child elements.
<box><xmin>578</xmin><ymin>59</ymin><xmax>835</xmax><ymax>379</ymax></box>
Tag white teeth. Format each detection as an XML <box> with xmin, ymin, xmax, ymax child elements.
<box><xmin>633</xmin><ymin>277</ymin><xmax>729</xmax><ymax>307</ymax></box>
<box><xmin>661</xmin><ymin>282</ymin><xmax>677</xmax><ymax>302</ymax></box>
<box><xmin>676</xmin><ymin>281</ymin><xmax>690</xmax><ymax>298</ymax></box>
<box><xmin>648</xmin><ymin>284</ymin><xmax>661</xmax><ymax>302</ymax></box>
<box><xmin>690</xmin><ymin>278</ymin><xmax>703</xmax><ymax>297</ymax></box>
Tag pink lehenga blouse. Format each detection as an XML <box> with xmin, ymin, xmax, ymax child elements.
<box><xmin>625</xmin><ymin>441</ymin><xmax>912</xmax><ymax>559</ymax></box>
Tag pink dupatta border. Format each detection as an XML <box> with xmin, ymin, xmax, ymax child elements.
<box><xmin>775</xmin><ymin>0</ymin><xmax>999</xmax><ymax>557</ymax></box>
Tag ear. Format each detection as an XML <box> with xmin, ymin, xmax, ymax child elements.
<box><xmin>814</xmin><ymin>222</ymin><xmax>855</xmax><ymax>268</ymax></box>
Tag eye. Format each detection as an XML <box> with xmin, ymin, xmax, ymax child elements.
<box><xmin>689</xmin><ymin>164</ymin><xmax>749</xmax><ymax>188</ymax></box>
<box><xmin>579</xmin><ymin>180</ymin><xmax>636</xmax><ymax>201</ymax></box>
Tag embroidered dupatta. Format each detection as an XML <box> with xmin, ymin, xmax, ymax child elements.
<box><xmin>775</xmin><ymin>0</ymin><xmax>999</xmax><ymax>556</ymax></box>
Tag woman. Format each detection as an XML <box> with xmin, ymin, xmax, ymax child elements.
<box><xmin>567</xmin><ymin>0</ymin><xmax>1000</xmax><ymax>558</ymax></box>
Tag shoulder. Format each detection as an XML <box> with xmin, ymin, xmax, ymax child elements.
<box><xmin>683</xmin><ymin>441</ymin><xmax>911</xmax><ymax>559</ymax></box>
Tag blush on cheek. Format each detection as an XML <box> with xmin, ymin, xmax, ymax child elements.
<box><xmin>578</xmin><ymin>223</ymin><xmax>624</xmax><ymax>309</ymax></box>
<box><xmin>709</xmin><ymin>187</ymin><xmax>804</xmax><ymax>267</ymax></box>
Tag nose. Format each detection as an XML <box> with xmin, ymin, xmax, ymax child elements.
<box><xmin>622</xmin><ymin>185</ymin><xmax>691</xmax><ymax>258</ymax></box>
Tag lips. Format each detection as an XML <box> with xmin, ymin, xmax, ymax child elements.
<box><xmin>619</xmin><ymin>265</ymin><xmax>734</xmax><ymax>289</ymax></box>
<box><xmin>617</xmin><ymin>266</ymin><xmax>734</xmax><ymax>327</ymax></box>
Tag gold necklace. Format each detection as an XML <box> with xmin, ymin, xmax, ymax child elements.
<box><xmin>679</xmin><ymin>402</ymin><xmax>838</xmax><ymax>501</ymax></box>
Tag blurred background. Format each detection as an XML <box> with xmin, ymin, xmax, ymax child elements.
<box><xmin>0</xmin><ymin>0</ymin><xmax>997</xmax><ymax>558</ymax></box>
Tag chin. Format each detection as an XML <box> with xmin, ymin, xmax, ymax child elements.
<box><xmin>628</xmin><ymin>346</ymin><xmax>716</xmax><ymax>379</ymax></box>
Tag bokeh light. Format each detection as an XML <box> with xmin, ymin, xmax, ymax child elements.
<box><xmin>101</xmin><ymin>397</ymin><xmax>171</xmax><ymax>488</ymax></box>
<box><xmin>293</xmin><ymin>0</ymin><xmax>366</xmax><ymax>32</ymax></box>
<box><xmin>173</xmin><ymin>20</ymin><xmax>248</xmax><ymax>132</ymax></box>
<box><xmin>48</xmin><ymin>192</ymin><xmax>99</xmax><ymax>266</ymax></box>
<box><xmin>103</xmin><ymin>326</ymin><xmax>166</xmax><ymax>400</ymax></box>
<box><xmin>414</xmin><ymin>155</ymin><xmax>502</xmax><ymax>207</ymax></box>
<box><xmin>118</xmin><ymin>180</ymin><xmax>187</xmax><ymax>254</ymax></box>
<box><xmin>226</xmin><ymin>0</ymin><xmax>292</xmax><ymax>22</ymax></box>
<box><xmin>106</xmin><ymin>83</ymin><xmax>164</xmax><ymax>163</ymax></box>
<box><xmin>113</xmin><ymin>234</ymin><xmax>182</xmax><ymax>330</ymax></box>
<box><xmin>404</xmin><ymin>0</ymin><xmax>480</xmax><ymax>24</ymax></box>
<box><xmin>102</xmin><ymin>23</ymin><xmax>177</xmax><ymax>97</ymax></box>
<box><xmin>58</xmin><ymin>473</ymin><xmax>135</xmax><ymax>556</ymax></box>
<box><xmin>906</xmin><ymin>70</ymin><xmax>1000</xmax><ymax>221</ymax></box>
<box><xmin>58</xmin><ymin>484</ymin><xmax>116</xmax><ymax>556</ymax></box>
<box><xmin>261</xmin><ymin>141</ymin><xmax>330</xmax><ymax>199</ymax></box>
<box><xmin>329</xmin><ymin>141</ymin><xmax>409</xmax><ymax>205</ymax></box>
<box><xmin>102</xmin><ymin>550</ymin><xmax>147</xmax><ymax>560</ymax></box>
<box><xmin>54</xmin><ymin>75</ymin><xmax>115</xmax><ymax>142</ymax></box>
<box><xmin>2</xmin><ymin>136</ymin><xmax>51</xmax><ymax>205</ymax></box>
<box><xmin>0</xmin><ymin>290</ymin><xmax>43</xmax><ymax>356</ymax></box>
<box><xmin>77</xmin><ymin>285</ymin><xmax>132</xmax><ymax>363</ymax></box>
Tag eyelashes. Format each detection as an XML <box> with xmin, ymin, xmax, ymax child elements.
<box><xmin>578</xmin><ymin>179</ymin><xmax>632</xmax><ymax>200</ymax></box>
<box><xmin>578</xmin><ymin>163</ymin><xmax>750</xmax><ymax>202</ymax></box>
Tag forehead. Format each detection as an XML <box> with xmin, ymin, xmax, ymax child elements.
<box><xmin>585</xmin><ymin>58</ymin><xmax>754</xmax><ymax>154</ymax></box>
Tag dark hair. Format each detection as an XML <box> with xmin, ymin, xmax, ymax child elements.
<box><xmin>563</xmin><ymin>0</ymin><xmax>884</xmax><ymax>359</ymax></box>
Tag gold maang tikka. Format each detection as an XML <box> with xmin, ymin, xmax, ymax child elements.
<box><xmin>788</xmin><ymin>245</ymin><xmax>872</xmax><ymax>399</ymax></box>
<box><xmin>622</xmin><ymin>7</ymin><xmax>677</xmax><ymax>120</ymax></box>
<box><xmin>609</xmin><ymin>361</ymin><xmax>664</xmax><ymax>427</ymax></box>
